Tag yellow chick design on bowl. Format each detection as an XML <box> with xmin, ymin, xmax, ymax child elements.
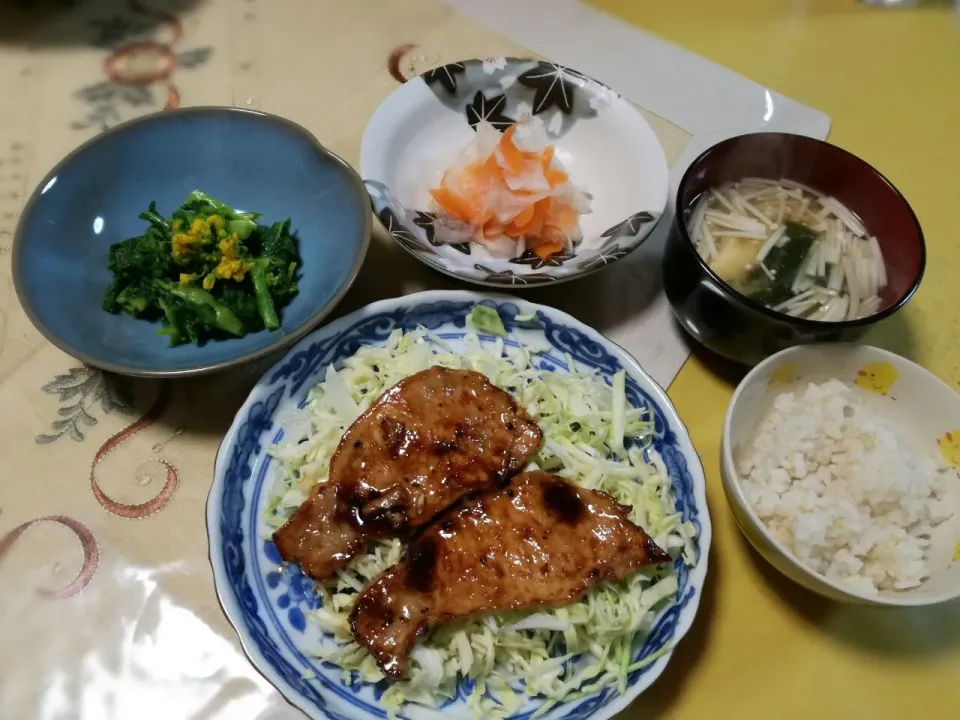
<box><xmin>767</xmin><ymin>361</ymin><xmax>798</xmax><ymax>389</ymax></box>
<box><xmin>937</xmin><ymin>431</ymin><xmax>960</xmax><ymax>469</ymax></box>
<box><xmin>855</xmin><ymin>361</ymin><xmax>898</xmax><ymax>395</ymax></box>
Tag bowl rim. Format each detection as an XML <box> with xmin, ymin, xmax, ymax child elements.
<box><xmin>206</xmin><ymin>288</ymin><xmax>713</xmax><ymax>720</ymax></box>
<box><xmin>675</xmin><ymin>131</ymin><xmax>926</xmax><ymax>329</ymax></box>
<box><xmin>359</xmin><ymin>55</ymin><xmax>670</xmax><ymax>289</ymax></box>
<box><xmin>11</xmin><ymin>106</ymin><xmax>372</xmax><ymax>379</ymax></box>
<box><xmin>722</xmin><ymin>342</ymin><xmax>960</xmax><ymax>607</ymax></box>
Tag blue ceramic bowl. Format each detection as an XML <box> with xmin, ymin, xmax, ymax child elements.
<box><xmin>13</xmin><ymin>107</ymin><xmax>371</xmax><ymax>377</ymax></box>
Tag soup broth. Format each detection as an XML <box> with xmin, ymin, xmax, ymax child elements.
<box><xmin>687</xmin><ymin>179</ymin><xmax>886</xmax><ymax>322</ymax></box>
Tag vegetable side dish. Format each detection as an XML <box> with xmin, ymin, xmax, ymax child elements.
<box><xmin>103</xmin><ymin>191</ymin><xmax>301</xmax><ymax>346</ymax></box>
<box><xmin>428</xmin><ymin>121</ymin><xmax>592</xmax><ymax>261</ymax></box>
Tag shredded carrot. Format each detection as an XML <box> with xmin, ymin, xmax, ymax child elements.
<box><xmin>525</xmin><ymin>200</ymin><xmax>549</xmax><ymax>237</ymax></box>
<box><xmin>429</xmin><ymin>186</ymin><xmax>473</xmax><ymax>222</ymax></box>
<box><xmin>481</xmin><ymin>219</ymin><xmax>504</xmax><ymax>238</ymax></box>
<box><xmin>426</xmin><ymin>120</ymin><xmax>589</xmax><ymax>253</ymax></box>
<box><xmin>507</xmin><ymin>198</ymin><xmax>550</xmax><ymax>237</ymax></box>
<box><xmin>534</xmin><ymin>240</ymin><xmax>564</xmax><ymax>261</ymax></box>
<box><xmin>540</xmin><ymin>147</ymin><xmax>568</xmax><ymax>187</ymax></box>
<box><xmin>539</xmin><ymin>224</ymin><xmax>569</xmax><ymax>247</ymax></box>
<box><xmin>511</xmin><ymin>204</ymin><xmax>535</xmax><ymax>229</ymax></box>
<box><xmin>551</xmin><ymin>203</ymin><xmax>579</xmax><ymax>232</ymax></box>
<box><xmin>498</xmin><ymin>125</ymin><xmax>527</xmax><ymax>175</ymax></box>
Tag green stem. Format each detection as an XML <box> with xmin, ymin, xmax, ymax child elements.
<box><xmin>250</xmin><ymin>260</ymin><xmax>280</xmax><ymax>330</ymax></box>
<box><xmin>138</xmin><ymin>203</ymin><xmax>171</xmax><ymax>237</ymax></box>
<box><xmin>157</xmin><ymin>298</ymin><xmax>187</xmax><ymax>346</ymax></box>
<box><xmin>157</xmin><ymin>281</ymin><xmax>245</xmax><ymax>337</ymax></box>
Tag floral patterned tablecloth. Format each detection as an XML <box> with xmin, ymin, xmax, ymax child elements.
<box><xmin>0</xmin><ymin>1</ymin><xmax>692</xmax><ymax>717</ymax></box>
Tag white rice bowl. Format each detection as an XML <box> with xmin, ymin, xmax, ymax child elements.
<box><xmin>722</xmin><ymin>344</ymin><xmax>960</xmax><ymax>606</ymax></box>
<box><xmin>738</xmin><ymin>379</ymin><xmax>952</xmax><ymax>595</ymax></box>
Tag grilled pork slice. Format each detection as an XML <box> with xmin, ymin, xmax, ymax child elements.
<box><xmin>272</xmin><ymin>367</ymin><xmax>542</xmax><ymax>580</ymax></box>
<box><xmin>350</xmin><ymin>471</ymin><xmax>671</xmax><ymax>678</ymax></box>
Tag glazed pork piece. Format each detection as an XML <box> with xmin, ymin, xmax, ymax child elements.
<box><xmin>272</xmin><ymin>367</ymin><xmax>543</xmax><ymax>580</ymax></box>
<box><xmin>350</xmin><ymin>471</ymin><xmax>671</xmax><ymax>678</ymax></box>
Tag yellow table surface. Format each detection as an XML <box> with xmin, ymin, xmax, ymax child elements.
<box><xmin>1</xmin><ymin>1</ymin><xmax>958</xmax><ymax>718</ymax></box>
<box><xmin>588</xmin><ymin>1</ymin><xmax>960</xmax><ymax>718</ymax></box>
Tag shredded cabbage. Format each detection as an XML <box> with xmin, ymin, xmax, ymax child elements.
<box><xmin>264</xmin><ymin>319</ymin><xmax>696</xmax><ymax>718</ymax></box>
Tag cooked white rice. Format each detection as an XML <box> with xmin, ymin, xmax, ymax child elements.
<box><xmin>738</xmin><ymin>379</ymin><xmax>953</xmax><ymax>594</ymax></box>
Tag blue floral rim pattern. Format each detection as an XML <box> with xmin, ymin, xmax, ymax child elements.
<box><xmin>209</xmin><ymin>291</ymin><xmax>710</xmax><ymax>720</ymax></box>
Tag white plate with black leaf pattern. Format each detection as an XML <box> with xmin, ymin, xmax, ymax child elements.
<box><xmin>360</xmin><ymin>57</ymin><xmax>669</xmax><ymax>287</ymax></box>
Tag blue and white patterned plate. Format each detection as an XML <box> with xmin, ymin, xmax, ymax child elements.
<box><xmin>360</xmin><ymin>58</ymin><xmax>669</xmax><ymax>288</ymax></box>
<box><xmin>208</xmin><ymin>290</ymin><xmax>710</xmax><ymax>720</ymax></box>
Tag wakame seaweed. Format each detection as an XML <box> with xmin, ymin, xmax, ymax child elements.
<box><xmin>743</xmin><ymin>222</ymin><xmax>817</xmax><ymax>307</ymax></box>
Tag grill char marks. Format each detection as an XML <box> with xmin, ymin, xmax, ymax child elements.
<box><xmin>349</xmin><ymin>471</ymin><xmax>671</xmax><ymax>678</ymax></box>
<box><xmin>272</xmin><ymin>367</ymin><xmax>543</xmax><ymax>580</ymax></box>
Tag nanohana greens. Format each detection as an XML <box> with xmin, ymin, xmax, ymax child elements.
<box><xmin>263</xmin><ymin>309</ymin><xmax>696</xmax><ymax>718</ymax></box>
<box><xmin>102</xmin><ymin>190</ymin><xmax>301</xmax><ymax>346</ymax></box>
